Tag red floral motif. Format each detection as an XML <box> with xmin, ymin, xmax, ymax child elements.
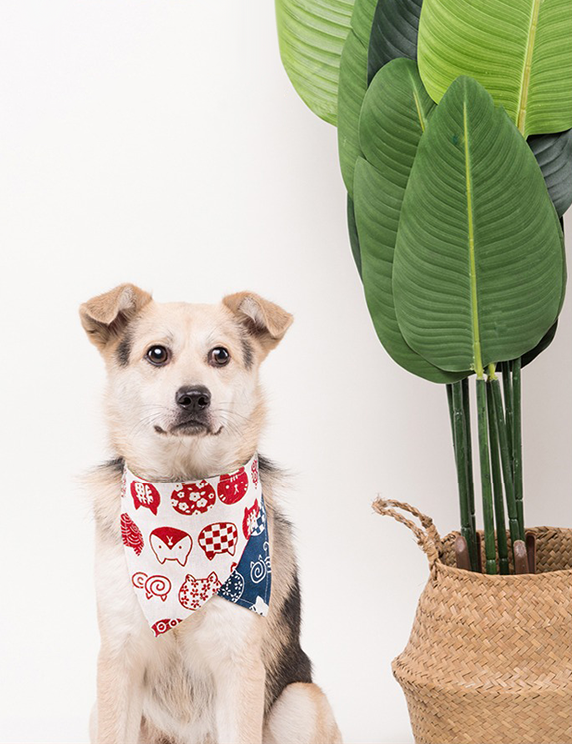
<box><xmin>198</xmin><ymin>522</ymin><xmax>239</xmax><ymax>560</ymax></box>
<box><xmin>242</xmin><ymin>500</ymin><xmax>260</xmax><ymax>539</ymax></box>
<box><xmin>251</xmin><ymin>459</ymin><xmax>259</xmax><ymax>488</ymax></box>
<box><xmin>149</xmin><ymin>526</ymin><xmax>192</xmax><ymax>566</ymax></box>
<box><xmin>152</xmin><ymin>618</ymin><xmax>183</xmax><ymax>636</ymax></box>
<box><xmin>130</xmin><ymin>480</ymin><xmax>161</xmax><ymax>516</ymax></box>
<box><xmin>171</xmin><ymin>480</ymin><xmax>216</xmax><ymax>516</ymax></box>
<box><xmin>121</xmin><ymin>514</ymin><xmax>144</xmax><ymax>556</ymax></box>
<box><xmin>217</xmin><ymin>467</ymin><xmax>249</xmax><ymax>505</ymax></box>
<box><xmin>179</xmin><ymin>572</ymin><xmax>221</xmax><ymax>610</ymax></box>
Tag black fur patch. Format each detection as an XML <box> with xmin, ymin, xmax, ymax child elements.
<box><xmin>241</xmin><ymin>338</ymin><xmax>254</xmax><ymax>369</ymax></box>
<box><xmin>116</xmin><ymin>333</ymin><xmax>132</xmax><ymax>367</ymax></box>
<box><xmin>265</xmin><ymin>572</ymin><xmax>313</xmax><ymax>710</ymax></box>
<box><xmin>100</xmin><ymin>456</ymin><xmax>125</xmax><ymax>474</ymax></box>
<box><xmin>258</xmin><ymin>454</ymin><xmax>280</xmax><ymax>475</ymax></box>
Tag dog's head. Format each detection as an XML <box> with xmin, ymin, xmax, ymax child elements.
<box><xmin>80</xmin><ymin>284</ymin><xmax>292</xmax><ymax>479</ymax></box>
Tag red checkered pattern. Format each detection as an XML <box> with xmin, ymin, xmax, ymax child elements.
<box><xmin>198</xmin><ymin>522</ymin><xmax>238</xmax><ymax>560</ymax></box>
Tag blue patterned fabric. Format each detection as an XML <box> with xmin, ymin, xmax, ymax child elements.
<box><xmin>217</xmin><ymin>495</ymin><xmax>271</xmax><ymax>615</ymax></box>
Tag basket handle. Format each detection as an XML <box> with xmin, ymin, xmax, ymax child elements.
<box><xmin>372</xmin><ymin>498</ymin><xmax>442</xmax><ymax>566</ymax></box>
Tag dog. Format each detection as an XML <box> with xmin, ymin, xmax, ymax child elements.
<box><xmin>80</xmin><ymin>283</ymin><xmax>342</xmax><ymax>744</ymax></box>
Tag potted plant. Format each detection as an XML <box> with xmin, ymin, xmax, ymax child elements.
<box><xmin>274</xmin><ymin>0</ymin><xmax>572</xmax><ymax>742</ymax></box>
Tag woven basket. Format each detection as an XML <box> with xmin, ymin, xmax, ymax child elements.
<box><xmin>374</xmin><ymin>499</ymin><xmax>572</xmax><ymax>744</ymax></box>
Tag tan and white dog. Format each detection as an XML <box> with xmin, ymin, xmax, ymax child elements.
<box><xmin>81</xmin><ymin>284</ymin><xmax>342</xmax><ymax>744</ymax></box>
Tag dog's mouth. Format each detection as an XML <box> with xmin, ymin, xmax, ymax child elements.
<box><xmin>154</xmin><ymin>420</ymin><xmax>224</xmax><ymax>437</ymax></box>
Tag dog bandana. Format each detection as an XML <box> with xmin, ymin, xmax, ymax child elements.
<box><xmin>120</xmin><ymin>454</ymin><xmax>271</xmax><ymax>636</ymax></box>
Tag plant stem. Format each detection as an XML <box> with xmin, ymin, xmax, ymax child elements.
<box><xmin>512</xmin><ymin>357</ymin><xmax>525</xmax><ymax>539</ymax></box>
<box><xmin>477</xmin><ymin>378</ymin><xmax>497</xmax><ymax>574</ymax></box>
<box><xmin>447</xmin><ymin>383</ymin><xmax>455</xmax><ymax>445</ymax></box>
<box><xmin>501</xmin><ymin>361</ymin><xmax>514</xmax><ymax>472</ymax></box>
<box><xmin>462</xmin><ymin>377</ymin><xmax>476</xmax><ymax>535</ymax></box>
<box><xmin>486</xmin><ymin>381</ymin><xmax>509</xmax><ymax>574</ymax></box>
<box><xmin>450</xmin><ymin>381</ymin><xmax>478</xmax><ymax>570</ymax></box>
<box><xmin>490</xmin><ymin>377</ymin><xmax>521</xmax><ymax>556</ymax></box>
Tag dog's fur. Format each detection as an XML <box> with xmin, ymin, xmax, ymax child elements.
<box><xmin>81</xmin><ymin>284</ymin><xmax>342</xmax><ymax>744</ymax></box>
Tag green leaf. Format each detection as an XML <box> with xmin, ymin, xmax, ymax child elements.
<box><xmin>355</xmin><ymin>59</ymin><xmax>466</xmax><ymax>382</ymax></box>
<box><xmin>393</xmin><ymin>76</ymin><xmax>565</xmax><ymax>375</ymax></box>
<box><xmin>347</xmin><ymin>196</ymin><xmax>362</xmax><ymax>276</ymax></box>
<box><xmin>337</xmin><ymin>0</ymin><xmax>378</xmax><ymax>195</ymax></box>
<box><xmin>417</xmin><ymin>0</ymin><xmax>572</xmax><ymax>137</ymax></box>
<box><xmin>521</xmin><ymin>320</ymin><xmax>558</xmax><ymax>367</ymax></box>
<box><xmin>275</xmin><ymin>0</ymin><xmax>355</xmax><ymax>125</ymax></box>
<box><xmin>529</xmin><ymin>130</ymin><xmax>572</xmax><ymax>217</ymax></box>
<box><xmin>368</xmin><ymin>0</ymin><xmax>423</xmax><ymax>84</ymax></box>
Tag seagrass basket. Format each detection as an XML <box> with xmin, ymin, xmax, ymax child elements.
<box><xmin>374</xmin><ymin>499</ymin><xmax>572</xmax><ymax>744</ymax></box>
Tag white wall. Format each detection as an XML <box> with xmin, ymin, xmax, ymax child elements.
<box><xmin>1</xmin><ymin>2</ymin><xmax>570</xmax><ymax>742</ymax></box>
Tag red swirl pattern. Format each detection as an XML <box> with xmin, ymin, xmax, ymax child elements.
<box><xmin>132</xmin><ymin>571</ymin><xmax>147</xmax><ymax>589</ymax></box>
<box><xmin>144</xmin><ymin>575</ymin><xmax>171</xmax><ymax>601</ymax></box>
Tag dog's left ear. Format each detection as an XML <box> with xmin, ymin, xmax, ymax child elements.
<box><xmin>80</xmin><ymin>283</ymin><xmax>152</xmax><ymax>352</ymax></box>
<box><xmin>223</xmin><ymin>292</ymin><xmax>293</xmax><ymax>355</ymax></box>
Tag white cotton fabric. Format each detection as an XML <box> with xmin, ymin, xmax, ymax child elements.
<box><xmin>120</xmin><ymin>454</ymin><xmax>263</xmax><ymax>635</ymax></box>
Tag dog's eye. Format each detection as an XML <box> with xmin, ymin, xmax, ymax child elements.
<box><xmin>146</xmin><ymin>345</ymin><xmax>171</xmax><ymax>366</ymax></box>
<box><xmin>208</xmin><ymin>347</ymin><xmax>230</xmax><ymax>367</ymax></box>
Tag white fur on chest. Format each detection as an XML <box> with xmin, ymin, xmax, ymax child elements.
<box><xmin>96</xmin><ymin>533</ymin><xmax>262</xmax><ymax>743</ymax></box>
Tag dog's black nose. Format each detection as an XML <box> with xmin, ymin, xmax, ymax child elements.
<box><xmin>176</xmin><ymin>386</ymin><xmax>211</xmax><ymax>412</ymax></box>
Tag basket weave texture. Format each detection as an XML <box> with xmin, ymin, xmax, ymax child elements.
<box><xmin>374</xmin><ymin>500</ymin><xmax>572</xmax><ymax>744</ymax></box>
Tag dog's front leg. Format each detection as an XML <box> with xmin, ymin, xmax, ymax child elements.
<box><xmin>92</xmin><ymin>535</ymin><xmax>151</xmax><ymax>744</ymax></box>
<box><xmin>215</xmin><ymin>652</ymin><xmax>266</xmax><ymax>744</ymax></box>
<box><xmin>198</xmin><ymin>597</ymin><xmax>266</xmax><ymax>744</ymax></box>
<box><xmin>95</xmin><ymin>640</ymin><xmax>146</xmax><ymax>744</ymax></box>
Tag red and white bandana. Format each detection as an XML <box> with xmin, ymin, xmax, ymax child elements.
<box><xmin>121</xmin><ymin>454</ymin><xmax>263</xmax><ymax>636</ymax></box>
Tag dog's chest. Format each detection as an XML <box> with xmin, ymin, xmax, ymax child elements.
<box><xmin>142</xmin><ymin>640</ymin><xmax>215</xmax><ymax>743</ymax></box>
<box><xmin>141</xmin><ymin>622</ymin><xmax>218</xmax><ymax>742</ymax></box>
<box><xmin>140</xmin><ymin>597</ymin><xmax>260</xmax><ymax>743</ymax></box>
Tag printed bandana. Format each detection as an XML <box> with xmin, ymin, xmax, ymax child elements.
<box><xmin>120</xmin><ymin>454</ymin><xmax>271</xmax><ymax>636</ymax></box>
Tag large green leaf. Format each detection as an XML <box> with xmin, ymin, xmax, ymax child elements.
<box><xmin>417</xmin><ymin>0</ymin><xmax>572</xmax><ymax>137</ymax></box>
<box><xmin>275</xmin><ymin>0</ymin><xmax>355</xmax><ymax>125</ymax></box>
<box><xmin>393</xmin><ymin>77</ymin><xmax>565</xmax><ymax>375</ymax></box>
<box><xmin>337</xmin><ymin>0</ymin><xmax>378</xmax><ymax>195</ymax></box>
<box><xmin>347</xmin><ymin>195</ymin><xmax>362</xmax><ymax>276</ymax></box>
<box><xmin>529</xmin><ymin>130</ymin><xmax>572</xmax><ymax>217</ymax></box>
<box><xmin>522</xmin><ymin>320</ymin><xmax>558</xmax><ymax>367</ymax></box>
<box><xmin>354</xmin><ymin>59</ymin><xmax>466</xmax><ymax>383</ymax></box>
<box><xmin>367</xmin><ymin>0</ymin><xmax>423</xmax><ymax>84</ymax></box>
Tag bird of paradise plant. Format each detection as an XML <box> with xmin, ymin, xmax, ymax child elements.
<box><xmin>275</xmin><ymin>0</ymin><xmax>572</xmax><ymax>573</ymax></box>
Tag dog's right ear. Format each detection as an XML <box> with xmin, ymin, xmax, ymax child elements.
<box><xmin>79</xmin><ymin>283</ymin><xmax>152</xmax><ymax>352</ymax></box>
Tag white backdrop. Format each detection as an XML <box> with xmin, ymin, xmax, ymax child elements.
<box><xmin>1</xmin><ymin>2</ymin><xmax>571</xmax><ymax>743</ymax></box>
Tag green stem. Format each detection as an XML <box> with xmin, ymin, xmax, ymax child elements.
<box><xmin>490</xmin><ymin>378</ymin><xmax>521</xmax><ymax>556</ymax></box>
<box><xmin>501</xmin><ymin>361</ymin><xmax>514</xmax><ymax>473</ymax></box>
<box><xmin>477</xmin><ymin>379</ymin><xmax>497</xmax><ymax>574</ymax></box>
<box><xmin>486</xmin><ymin>381</ymin><xmax>509</xmax><ymax>574</ymax></box>
<box><xmin>450</xmin><ymin>381</ymin><xmax>478</xmax><ymax>571</ymax></box>
<box><xmin>512</xmin><ymin>358</ymin><xmax>525</xmax><ymax>539</ymax></box>
<box><xmin>447</xmin><ymin>383</ymin><xmax>455</xmax><ymax>446</ymax></box>
<box><xmin>462</xmin><ymin>377</ymin><xmax>476</xmax><ymax>535</ymax></box>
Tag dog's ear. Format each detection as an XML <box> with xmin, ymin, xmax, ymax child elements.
<box><xmin>222</xmin><ymin>292</ymin><xmax>293</xmax><ymax>354</ymax></box>
<box><xmin>80</xmin><ymin>283</ymin><xmax>152</xmax><ymax>351</ymax></box>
